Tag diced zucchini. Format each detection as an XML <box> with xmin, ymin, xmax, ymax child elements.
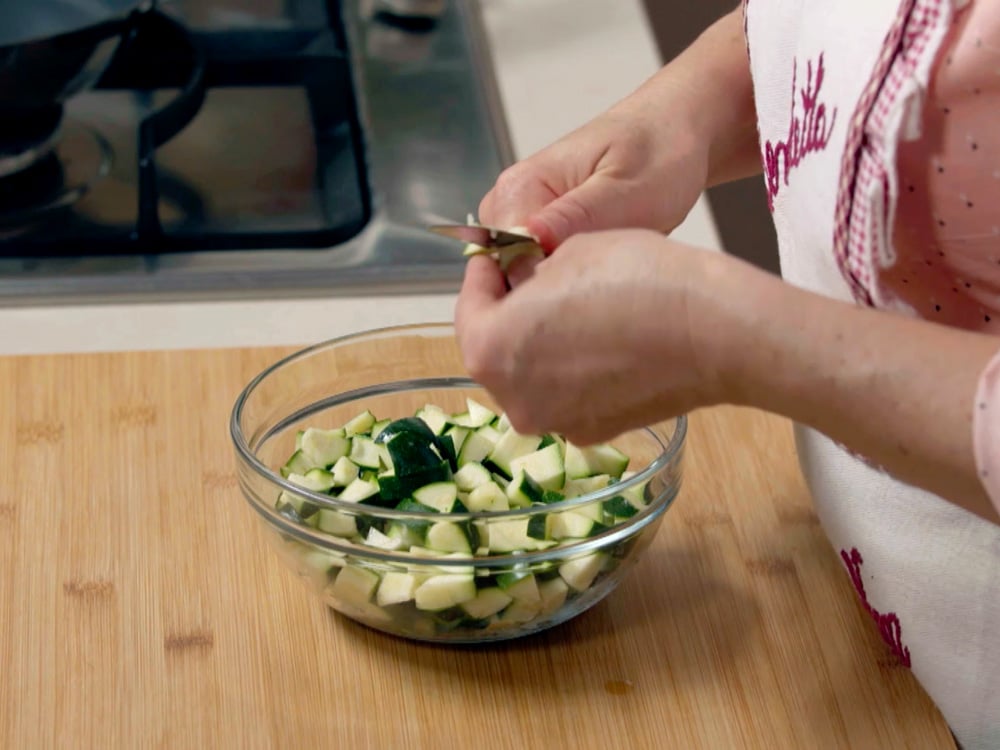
<box><xmin>466</xmin><ymin>481</ymin><xmax>509</xmax><ymax>512</ymax></box>
<box><xmin>414</xmin><ymin>574</ymin><xmax>477</xmax><ymax>611</ymax></box>
<box><xmin>281</xmin><ymin>449</ymin><xmax>315</xmax><ymax>479</ymax></box>
<box><xmin>349</xmin><ymin>436</ymin><xmax>382</xmax><ymax>469</ymax></box>
<box><xmin>604</xmin><ymin>495</ymin><xmax>639</xmax><ymax>519</ymax></box>
<box><xmin>385</xmin><ymin>519</ymin><xmax>426</xmax><ymax>548</ymax></box>
<box><xmin>506</xmin><ymin>469</ymin><xmax>545</xmax><ymax>507</ymax></box>
<box><xmin>450</xmin><ymin>398</ymin><xmax>497</xmax><ymax>429</ymax></box>
<box><xmin>559</xmin><ymin>552</ymin><xmax>607</xmax><ymax>591</ymax></box>
<box><xmin>376</xmin><ymin>571</ymin><xmax>420</xmax><ymax>607</ymax></box>
<box><xmin>509</xmin><ymin>443</ymin><xmax>565</xmax><ymax>492</ymax></box>
<box><xmin>287</xmin><ymin>469</ymin><xmax>335</xmax><ymax>493</ymax></box>
<box><xmin>296</xmin><ymin>548</ymin><xmax>346</xmax><ymax>586</ymax></box>
<box><xmin>370</xmin><ymin>418</ymin><xmax>391</xmax><ymax>440</ymax></box>
<box><xmin>461</xmin><ymin>587</ymin><xmax>513</xmax><ymax>619</ymax></box>
<box><xmin>366</xmin><ymin>527</ymin><xmax>405</xmax><ymax>551</ymax></box>
<box><xmin>274</xmin><ymin>492</ymin><xmax>306</xmax><ymax>523</ymax></box>
<box><xmin>499</xmin><ymin>598</ymin><xmax>541</xmax><ymax>624</ymax></box>
<box><xmin>619</xmin><ymin>471</ymin><xmax>649</xmax><ymax>509</ymax></box>
<box><xmin>406</xmin><ymin>548</ymin><xmax>476</xmax><ymax>575</ymax></box>
<box><xmin>581</xmin><ymin>444</ymin><xmax>630</xmax><ymax>477</ymax></box>
<box><xmin>538</xmin><ymin>577</ymin><xmax>569</xmax><ymax>616</ymax></box>
<box><xmin>277</xmin><ymin>490</ymin><xmax>316</xmax><ymax>520</ymax></box>
<box><xmin>488</xmin><ymin>519</ymin><xmax>538</xmax><ymax>552</ymax></box>
<box><xmin>476</xmin><ymin>424</ymin><xmax>503</xmax><ymax>445</ymax></box>
<box><xmin>344</xmin><ymin>410</ymin><xmax>377</xmax><ymax>437</ymax></box>
<box><xmin>487</xmin><ymin>428</ymin><xmax>542</xmax><ymax>477</ymax></box>
<box><xmin>385</xmin><ymin>431</ymin><xmax>444</xmax><ymax>475</ymax></box>
<box><xmin>573</xmin><ymin>500</ymin><xmax>606</xmax><ymax>523</ymax></box>
<box><xmin>376</xmin><ymin>471</ymin><xmax>406</xmax><ymax>502</ymax></box>
<box><xmin>458</xmin><ymin>427</ymin><xmax>498</xmax><ymax>466</ymax></box>
<box><xmin>337</xmin><ymin>477</ymin><xmax>380</xmax><ymax>503</ymax></box>
<box><xmin>300</xmin><ymin>428</ymin><xmax>350</xmax><ymax>467</ymax></box>
<box><xmin>564</xmin><ymin>442</ymin><xmax>590</xmax><ymax>480</ymax></box>
<box><xmin>563</xmin><ymin>474</ymin><xmax>612</xmax><ymax>499</ymax></box>
<box><xmin>412</xmin><ymin>481</ymin><xmax>459</xmax><ymax>513</ymax></box>
<box><xmin>453</xmin><ymin>461</ymin><xmax>492</xmax><ymax>492</ymax></box>
<box><xmin>426</xmin><ymin>521</ymin><xmax>475</xmax><ymax>554</ymax></box>
<box><xmin>526</xmin><ymin>514</ymin><xmax>548</xmax><ymax>540</ymax></box>
<box><xmin>277</xmin><ymin>403</ymin><xmax>645</xmax><ymax>636</ymax></box>
<box><xmin>443</xmin><ymin>425</ymin><xmax>471</xmax><ymax>455</ymax></box>
<box><xmin>315</xmin><ymin>508</ymin><xmax>358</xmax><ymax>537</ymax></box>
<box><xmin>499</xmin><ymin>573</ymin><xmax>541</xmax><ymax>604</ymax></box>
<box><xmin>331</xmin><ymin>455</ymin><xmax>360</xmax><ymax>487</ymax></box>
<box><xmin>387</xmin><ymin>497</ymin><xmax>436</xmax><ymax>542</ymax></box>
<box><xmin>395</xmin><ymin>498</ymin><xmax>438</xmax><ymax>515</ymax></box>
<box><xmin>373</xmin><ymin>416</ymin><xmax>437</xmax><ymax>445</ymax></box>
<box><xmin>330</xmin><ymin>564</ymin><xmax>380</xmax><ymax>607</ymax></box>
<box><xmin>416</xmin><ymin>405</ymin><xmax>451</xmax><ymax>435</ymax></box>
<box><xmin>548</xmin><ymin>510</ymin><xmax>599</xmax><ymax>540</ymax></box>
<box><xmin>379</xmin><ymin>458</ymin><xmax>454</xmax><ymax>503</ymax></box>
<box><xmin>376</xmin><ymin>443</ymin><xmax>392</xmax><ymax>471</ymax></box>
<box><xmin>306</xmin><ymin>467</ymin><xmax>337</xmax><ymax>491</ymax></box>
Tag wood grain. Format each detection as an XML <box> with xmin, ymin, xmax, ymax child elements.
<box><xmin>0</xmin><ymin>346</ymin><xmax>955</xmax><ymax>749</ymax></box>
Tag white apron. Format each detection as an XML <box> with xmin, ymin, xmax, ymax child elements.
<box><xmin>742</xmin><ymin>1</ymin><xmax>1000</xmax><ymax>746</ymax></box>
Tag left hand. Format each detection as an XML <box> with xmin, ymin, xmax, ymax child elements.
<box><xmin>453</xmin><ymin>228</ymin><xmax>726</xmax><ymax>444</ymax></box>
<box><xmin>455</xmin><ymin>227</ymin><xmax>1000</xmax><ymax>522</ymax></box>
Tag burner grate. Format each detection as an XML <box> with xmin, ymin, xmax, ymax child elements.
<box><xmin>0</xmin><ymin>4</ymin><xmax>371</xmax><ymax>258</ymax></box>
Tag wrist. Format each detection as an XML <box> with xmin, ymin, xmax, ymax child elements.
<box><xmin>616</xmin><ymin>7</ymin><xmax>759</xmax><ymax>186</ymax></box>
<box><xmin>684</xmin><ymin>251</ymin><xmax>789</xmax><ymax>411</ymax></box>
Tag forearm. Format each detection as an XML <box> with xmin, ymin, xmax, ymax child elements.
<box><xmin>701</xmin><ymin>255</ymin><xmax>1000</xmax><ymax>522</ymax></box>
<box><xmin>613</xmin><ymin>5</ymin><xmax>761</xmax><ymax>186</ymax></box>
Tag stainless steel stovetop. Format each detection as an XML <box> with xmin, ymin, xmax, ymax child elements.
<box><xmin>0</xmin><ymin>0</ymin><xmax>513</xmax><ymax>304</ymax></box>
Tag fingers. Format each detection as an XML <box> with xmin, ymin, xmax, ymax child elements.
<box><xmin>529</xmin><ymin>176</ymin><xmax>620</xmax><ymax>249</ymax></box>
<box><xmin>479</xmin><ymin>165</ymin><xmax>559</xmax><ymax>236</ymax></box>
<box><xmin>454</xmin><ymin>254</ymin><xmax>507</xmax><ymax>341</ymax></box>
<box><xmin>505</xmin><ymin>251</ymin><xmax>544</xmax><ymax>289</ymax></box>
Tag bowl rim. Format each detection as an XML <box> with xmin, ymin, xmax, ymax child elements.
<box><xmin>229</xmin><ymin>323</ymin><xmax>687</xmax><ymax>562</ymax></box>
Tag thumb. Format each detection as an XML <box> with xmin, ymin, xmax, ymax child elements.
<box><xmin>528</xmin><ymin>176</ymin><xmax>621</xmax><ymax>249</ymax></box>
<box><xmin>454</xmin><ymin>255</ymin><xmax>507</xmax><ymax>340</ymax></box>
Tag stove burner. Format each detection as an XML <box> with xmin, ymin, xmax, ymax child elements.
<box><xmin>0</xmin><ymin>123</ymin><xmax>112</xmax><ymax>232</ymax></box>
<box><xmin>0</xmin><ymin>106</ymin><xmax>65</xmax><ymax>178</ymax></box>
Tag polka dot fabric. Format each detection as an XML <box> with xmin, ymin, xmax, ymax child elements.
<box><xmin>871</xmin><ymin>0</ymin><xmax>1000</xmax><ymax>514</ymax></box>
<box><xmin>745</xmin><ymin>3</ymin><xmax>1000</xmax><ymax>744</ymax></box>
<box><xmin>884</xmin><ymin>0</ymin><xmax>1000</xmax><ymax>331</ymax></box>
<box><xmin>838</xmin><ymin>0</ymin><xmax>1000</xmax><ymax>516</ymax></box>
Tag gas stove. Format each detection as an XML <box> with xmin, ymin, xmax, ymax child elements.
<box><xmin>0</xmin><ymin>0</ymin><xmax>512</xmax><ymax>304</ymax></box>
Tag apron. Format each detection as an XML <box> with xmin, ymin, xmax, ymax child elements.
<box><xmin>742</xmin><ymin>1</ymin><xmax>1000</xmax><ymax>747</ymax></box>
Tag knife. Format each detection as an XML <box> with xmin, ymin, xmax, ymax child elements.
<box><xmin>427</xmin><ymin>223</ymin><xmax>538</xmax><ymax>249</ymax></box>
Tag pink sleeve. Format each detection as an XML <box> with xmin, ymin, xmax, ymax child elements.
<box><xmin>973</xmin><ymin>350</ymin><xmax>1000</xmax><ymax>512</ymax></box>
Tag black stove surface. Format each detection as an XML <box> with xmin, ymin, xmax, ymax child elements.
<box><xmin>0</xmin><ymin>0</ymin><xmax>371</xmax><ymax>257</ymax></box>
<box><xmin>0</xmin><ymin>0</ymin><xmax>514</xmax><ymax>304</ymax></box>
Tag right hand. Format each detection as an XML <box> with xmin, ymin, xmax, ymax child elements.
<box><xmin>479</xmin><ymin>105</ymin><xmax>710</xmax><ymax>252</ymax></box>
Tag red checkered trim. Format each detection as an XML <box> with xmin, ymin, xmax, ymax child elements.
<box><xmin>832</xmin><ymin>0</ymin><xmax>949</xmax><ymax>306</ymax></box>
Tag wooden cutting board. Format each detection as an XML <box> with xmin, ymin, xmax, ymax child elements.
<box><xmin>0</xmin><ymin>346</ymin><xmax>955</xmax><ymax>749</ymax></box>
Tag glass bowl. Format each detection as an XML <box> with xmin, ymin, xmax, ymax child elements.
<box><xmin>230</xmin><ymin>323</ymin><xmax>686</xmax><ymax>643</ymax></box>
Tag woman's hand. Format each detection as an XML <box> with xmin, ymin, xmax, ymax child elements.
<box><xmin>455</xmin><ymin>229</ymin><xmax>1000</xmax><ymax>522</ymax></box>
<box><xmin>480</xmin><ymin>111</ymin><xmax>709</xmax><ymax>253</ymax></box>
<box><xmin>477</xmin><ymin>6</ymin><xmax>761</xmax><ymax>252</ymax></box>
<box><xmin>454</xmin><ymin>229</ymin><xmax>726</xmax><ymax>444</ymax></box>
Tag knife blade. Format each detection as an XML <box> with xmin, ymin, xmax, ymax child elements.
<box><xmin>428</xmin><ymin>224</ymin><xmax>537</xmax><ymax>249</ymax></box>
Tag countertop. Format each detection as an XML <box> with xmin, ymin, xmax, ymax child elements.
<box><xmin>0</xmin><ymin>0</ymin><xmax>722</xmax><ymax>357</ymax></box>
<box><xmin>0</xmin><ymin>344</ymin><xmax>954</xmax><ymax>748</ymax></box>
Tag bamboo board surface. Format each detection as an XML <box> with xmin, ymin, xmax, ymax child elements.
<box><xmin>0</xmin><ymin>345</ymin><xmax>954</xmax><ymax>749</ymax></box>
